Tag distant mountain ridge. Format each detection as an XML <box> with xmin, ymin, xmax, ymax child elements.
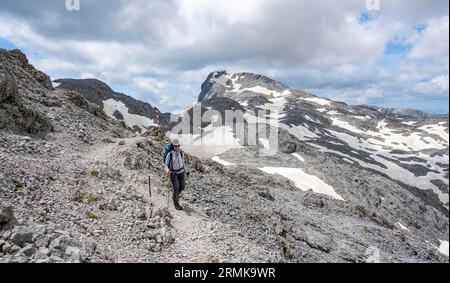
<box><xmin>54</xmin><ymin>78</ymin><xmax>171</xmax><ymax>132</ymax></box>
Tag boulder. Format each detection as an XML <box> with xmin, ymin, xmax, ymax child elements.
<box><xmin>18</xmin><ymin>244</ymin><xmax>36</xmax><ymax>257</ymax></box>
<box><xmin>10</xmin><ymin>226</ymin><xmax>34</xmax><ymax>247</ymax></box>
<box><xmin>0</xmin><ymin>205</ymin><xmax>14</xmax><ymax>225</ymax></box>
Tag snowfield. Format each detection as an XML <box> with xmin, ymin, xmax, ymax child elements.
<box><xmin>211</xmin><ymin>156</ymin><xmax>236</xmax><ymax>166</ymax></box>
<box><xmin>259</xmin><ymin>167</ymin><xmax>345</xmax><ymax>201</ymax></box>
<box><xmin>103</xmin><ymin>98</ymin><xmax>156</xmax><ymax>131</ymax></box>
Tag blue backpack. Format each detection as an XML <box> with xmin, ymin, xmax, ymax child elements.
<box><xmin>162</xmin><ymin>143</ymin><xmax>173</xmax><ymax>163</ymax></box>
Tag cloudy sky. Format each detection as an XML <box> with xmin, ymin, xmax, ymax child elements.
<box><xmin>0</xmin><ymin>0</ymin><xmax>448</xmax><ymax>114</ymax></box>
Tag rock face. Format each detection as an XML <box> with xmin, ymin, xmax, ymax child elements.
<box><xmin>1</xmin><ymin>50</ymin><xmax>449</xmax><ymax>263</ymax></box>
<box><xmin>0</xmin><ymin>69</ymin><xmax>18</xmax><ymax>103</ymax></box>
<box><xmin>0</xmin><ymin>49</ymin><xmax>53</xmax><ymax>90</ymax></box>
<box><xmin>0</xmin><ymin>52</ymin><xmax>54</xmax><ymax>137</ymax></box>
<box><xmin>53</xmin><ymin>78</ymin><xmax>170</xmax><ymax>132</ymax></box>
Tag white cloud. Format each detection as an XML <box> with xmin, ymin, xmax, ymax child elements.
<box><xmin>132</xmin><ymin>77</ymin><xmax>169</xmax><ymax>95</ymax></box>
<box><xmin>409</xmin><ymin>16</ymin><xmax>449</xmax><ymax>61</ymax></box>
<box><xmin>414</xmin><ymin>75</ymin><xmax>449</xmax><ymax>94</ymax></box>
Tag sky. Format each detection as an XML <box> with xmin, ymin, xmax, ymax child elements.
<box><xmin>0</xmin><ymin>0</ymin><xmax>448</xmax><ymax>114</ymax></box>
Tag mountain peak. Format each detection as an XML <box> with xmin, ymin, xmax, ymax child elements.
<box><xmin>198</xmin><ymin>70</ymin><xmax>291</xmax><ymax>103</ymax></box>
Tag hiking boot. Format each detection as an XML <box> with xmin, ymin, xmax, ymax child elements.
<box><xmin>174</xmin><ymin>203</ymin><xmax>183</xmax><ymax>211</ymax></box>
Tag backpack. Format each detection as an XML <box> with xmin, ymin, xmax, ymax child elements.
<box><xmin>162</xmin><ymin>143</ymin><xmax>173</xmax><ymax>163</ymax></box>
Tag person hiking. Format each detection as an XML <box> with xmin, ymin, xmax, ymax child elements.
<box><xmin>164</xmin><ymin>139</ymin><xmax>189</xmax><ymax>210</ymax></box>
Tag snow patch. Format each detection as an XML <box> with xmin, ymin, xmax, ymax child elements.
<box><xmin>366</xmin><ymin>120</ymin><xmax>448</xmax><ymax>151</ymax></box>
<box><xmin>314</xmin><ymin>131</ymin><xmax>449</xmax><ymax>207</ymax></box>
<box><xmin>304</xmin><ymin>115</ymin><xmax>318</xmax><ymax>123</ymax></box>
<box><xmin>302</xmin><ymin>97</ymin><xmax>332</xmax><ymax>106</ymax></box>
<box><xmin>287</xmin><ymin>124</ymin><xmax>320</xmax><ymax>140</ymax></box>
<box><xmin>330</xmin><ymin>117</ymin><xmax>365</xmax><ymax>134</ymax></box>
<box><xmin>418</xmin><ymin>124</ymin><xmax>449</xmax><ymax>144</ymax></box>
<box><xmin>258</xmin><ymin>167</ymin><xmax>345</xmax><ymax>201</ymax></box>
<box><xmin>437</xmin><ymin>240</ymin><xmax>449</xmax><ymax>257</ymax></box>
<box><xmin>212</xmin><ymin>156</ymin><xmax>236</xmax><ymax>166</ymax></box>
<box><xmin>342</xmin><ymin>158</ymin><xmax>355</xmax><ymax>164</ymax></box>
<box><xmin>103</xmin><ymin>98</ymin><xmax>156</xmax><ymax>131</ymax></box>
<box><xmin>292</xmin><ymin>153</ymin><xmax>305</xmax><ymax>162</ymax></box>
<box><xmin>211</xmin><ymin>73</ymin><xmax>230</xmax><ymax>87</ymax></box>
<box><xmin>397</xmin><ymin>222</ymin><xmax>410</xmax><ymax>231</ymax></box>
<box><xmin>354</xmin><ymin>115</ymin><xmax>371</xmax><ymax>121</ymax></box>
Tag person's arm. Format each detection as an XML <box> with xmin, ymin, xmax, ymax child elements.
<box><xmin>164</xmin><ymin>152</ymin><xmax>171</xmax><ymax>173</ymax></box>
<box><xmin>182</xmin><ymin>151</ymin><xmax>190</xmax><ymax>175</ymax></box>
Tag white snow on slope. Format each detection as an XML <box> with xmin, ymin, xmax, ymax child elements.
<box><xmin>312</xmin><ymin>131</ymin><xmax>449</xmax><ymax>208</ymax></box>
<box><xmin>287</xmin><ymin>124</ymin><xmax>319</xmax><ymax>140</ymax></box>
<box><xmin>304</xmin><ymin>115</ymin><xmax>318</xmax><ymax>123</ymax></box>
<box><xmin>213</xmin><ymin>72</ymin><xmax>292</xmax><ymax>99</ymax></box>
<box><xmin>211</xmin><ymin>73</ymin><xmax>230</xmax><ymax>87</ymax></box>
<box><xmin>397</xmin><ymin>222</ymin><xmax>410</xmax><ymax>231</ymax></box>
<box><xmin>354</xmin><ymin>115</ymin><xmax>371</xmax><ymax>121</ymax></box>
<box><xmin>418</xmin><ymin>124</ymin><xmax>449</xmax><ymax>143</ymax></box>
<box><xmin>243</xmin><ymin>86</ymin><xmax>273</xmax><ymax>96</ymax></box>
<box><xmin>212</xmin><ymin>156</ymin><xmax>236</xmax><ymax>166</ymax></box>
<box><xmin>366</xmin><ymin>120</ymin><xmax>448</xmax><ymax>151</ymax></box>
<box><xmin>229</xmin><ymin>73</ymin><xmax>242</xmax><ymax>90</ymax></box>
<box><xmin>103</xmin><ymin>98</ymin><xmax>156</xmax><ymax>131</ymax></box>
<box><xmin>302</xmin><ymin>97</ymin><xmax>332</xmax><ymax>106</ymax></box>
<box><xmin>259</xmin><ymin>167</ymin><xmax>345</xmax><ymax>201</ymax></box>
<box><xmin>330</xmin><ymin>117</ymin><xmax>365</xmax><ymax>134</ymax></box>
<box><xmin>437</xmin><ymin>240</ymin><xmax>449</xmax><ymax>257</ymax></box>
<box><xmin>327</xmin><ymin>110</ymin><xmax>340</xmax><ymax>115</ymax></box>
<box><xmin>292</xmin><ymin>153</ymin><xmax>305</xmax><ymax>162</ymax></box>
<box><xmin>52</xmin><ymin>81</ymin><xmax>61</xmax><ymax>88</ymax></box>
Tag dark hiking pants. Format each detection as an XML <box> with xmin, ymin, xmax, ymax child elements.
<box><xmin>170</xmin><ymin>172</ymin><xmax>186</xmax><ymax>205</ymax></box>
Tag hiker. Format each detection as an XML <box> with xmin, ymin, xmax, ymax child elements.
<box><xmin>164</xmin><ymin>139</ymin><xmax>189</xmax><ymax>210</ymax></box>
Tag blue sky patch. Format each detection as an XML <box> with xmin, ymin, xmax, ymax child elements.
<box><xmin>358</xmin><ymin>12</ymin><xmax>373</xmax><ymax>23</ymax></box>
<box><xmin>383</xmin><ymin>39</ymin><xmax>413</xmax><ymax>55</ymax></box>
<box><xmin>415</xmin><ymin>23</ymin><xmax>427</xmax><ymax>33</ymax></box>
<box><xmin>379</xmin><ymin>39</ymin><xmax>413</xmax><ymax>68</ymax></box>
<box><xmin>0</xmin><ymin>37</ymin><xmax>16</xmax><ymax>50</ymax></box>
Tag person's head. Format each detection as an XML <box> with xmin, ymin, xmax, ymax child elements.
<box><xmin>172</xmin><ymin>139</ymin><xmax>181</xmax><ymax>152</ymax></box>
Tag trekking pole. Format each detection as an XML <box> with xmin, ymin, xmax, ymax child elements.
<box><xmin>166</xmin><ymin>175</ymin><xmax>171</xmax><ymax>210</ymax></box>
<box><xmin>148</xmin><ymin>160</ymin><xmax>154</xmax><ymax>208</ymax></box>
